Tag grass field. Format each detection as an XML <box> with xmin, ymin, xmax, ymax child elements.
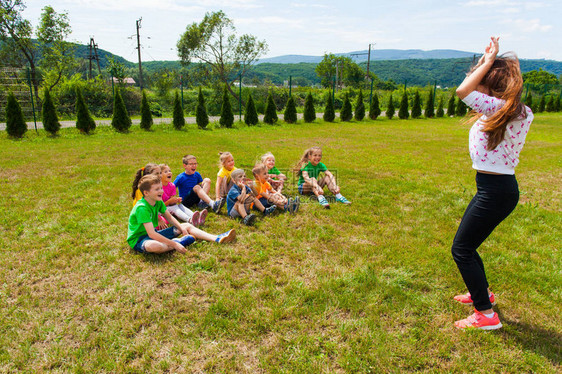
<box><xmin>0</xmin><ymin>114</ymin><xmax>560</xmax><ymax>373</ymax></box>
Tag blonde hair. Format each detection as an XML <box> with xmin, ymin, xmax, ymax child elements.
<box><xmin>261</xmin><ymin>152</ymin><xmax>275</xmax><ymax>164</ymax></box>
<box><xmin>158</xmin><ymin>163</ymin><xmax>170</xmax><ymax>173</ymax></box>
<box><xmin>218</xmin><ymin>152</ymin><xmax>233</xmax><ymax>167</ymax></box>
<box><xmin>294</xmin><ymin>146</ymin><xmax>322</xmax><ymax>173</ymax></box>
<box><xmin>252</xmin><ymin>162</ymin><xmax>267</xmax><ymax>176</ymax></box>
<box><xmin>138</xmin><ymin>175</ymin><xmax>161</xmax><ymax>196</ymax></box>
<box><xmin>466</xmin><ymin>53</ymin><xmax>527</xmax><ymax>151</ymax></box>
<box><xmin>182</xmin><ymin>155</ymin><xmax>196</xmax><ymax>164</ymax></box>
<box><xmin>131</xmin><ymin>163</ymin><xmax>160</xmax><ymax>199</ymax></box>
<box><xmin>230</xmin><ymin>168</ymin><xmax>245</xmax><ymax>181</ymax></box>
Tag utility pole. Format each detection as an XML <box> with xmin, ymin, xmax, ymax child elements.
<box><xmin>136</xmin><ymin>18</ymin><xmax>144</xmax><ymax>91</ymax></box>
<box><xmin>366</xmin><ymin>43</ymin><xmax>375</xmax><ymax>79</ymax></box>
<box><xmin>88</xmin><ymin>37</ymin><xmax>101</xmax><ymax>79</ymax></box>
<box><xmin>335</xmin><ymin>59</ymin><xmax>339</xmax><ymax>92</ymax></box>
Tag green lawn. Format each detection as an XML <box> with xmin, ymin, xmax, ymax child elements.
<box><xmin>0</xmin><ymin>115</ymin><xmax>560</xmax><ymax>373</ymax></box>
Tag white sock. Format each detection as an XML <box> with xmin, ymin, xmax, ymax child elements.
<box><xmin>483</xmin><ymin>312</ymin><xmax>495</xmax><ymax>318</ymax></box>
<box><xmin>335</xmin><ymin>193</ymin><xmax>343</xmax><ymax>199</ymax></box>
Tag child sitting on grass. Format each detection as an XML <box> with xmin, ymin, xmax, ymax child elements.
<box><xmin>226</xmin><ymin>169</ymin><xmax>276</xmax><ymax>226</ymax></box>
<box><xmin>132</xmin><ymin>163</ymin><xmax>167</xmax><ymax>229</ymax></box>
<box><xmin>174</xmin><ymin>154</ymin><xmax>222</xmax><ymax>213</ymax></box>
<box><xmin>252</xmin><ymin>162</ymin><xmax>299</xmax><ymax>213</ymax></box>
<box><xmin>295</xmin><ymin>146</ymin><xmax>351</xmax><ymax>209</ymax></box>
<box><xmin>216</xmin><ymin>152</ymin><xmax>237</xmax><ymax>202</ymax></box>
<box><xmin>261</xmin><ymin>152</ymin><xmax>287</xmax><ymax>193</ymax></box>
<box><xmin>160</xmin><ymin>163</ymin><xmax>206</xmax><ymax>226</ymax></box>
<box><xmin>127</xmin><ymin>175</ymin><xmax>236</xmax><ymax>254</ymax></box>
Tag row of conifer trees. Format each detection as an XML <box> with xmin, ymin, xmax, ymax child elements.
<box><xmin>5</xmin><ymin>84</ymin><xmax>560</xmax><ymax>138</ymax></box>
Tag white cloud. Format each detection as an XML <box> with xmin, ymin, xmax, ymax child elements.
<box><xmin>505</xmin><ymin>18</ymin><xmax>553</xmax><ymax>32</ymax></box>
<box><xmin>465</xmin><ymin>0</ymin><xmax>510</xmax><ymax>7</ymax></box>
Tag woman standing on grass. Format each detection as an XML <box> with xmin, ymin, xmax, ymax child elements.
<box><xmin>451</xmin><ymin>37</ymin><xmax>533</xmax><ymax>330</ymax></box>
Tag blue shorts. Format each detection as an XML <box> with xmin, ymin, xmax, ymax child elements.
<box><xmin>255</xmin><ymin>197</ymin><xmax>271</xmax><ymax>209</ymax></box>
<box><xmin>298</xmin><ymin>184</ymin><xmax>306</xmax><ymax>195</ymax></box>
<box><xmin>133</xmin><ymin>226</ymin><xmax>178</xmax><ymax>253</ymax></box>
<box><xmin>181</xmin><ymin>189</ymin><xmax>201</xmax><ymax>208</ymax></box>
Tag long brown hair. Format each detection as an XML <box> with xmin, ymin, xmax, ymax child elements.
<box><xmin>467</xmin><ymin>53</ymin><xmax>527</xmax><ymax>150</ymax></box>
<box><xmin>131</xmin><ymin>163</ymin><xmax>159</xmax><ymax>199</ymax></box>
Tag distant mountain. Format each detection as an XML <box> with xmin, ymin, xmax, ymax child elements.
<box><xmin>257</xmin><ymin>49</ymin><xmax>478</xmax><ymax>64</ymax></box>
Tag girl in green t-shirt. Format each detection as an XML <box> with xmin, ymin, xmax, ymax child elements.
<box><xmin>295</xmin><ymin>146</ymin><xmax>351</xmax><ymax>208</ymax></box>
<box><xmin>261</xmin><ymin>152</ymin><xmax>287</xmax><ymax>193</ymax></box>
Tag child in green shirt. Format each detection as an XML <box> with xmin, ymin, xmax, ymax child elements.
<box><xmin>261</xmin><ymin>152</ymin><xmax>287</xmax><ymax>193</ymax></box>
<box><xmin>295</xmin><ymin>146</ymin><xmax>351</xmax><ymax>209</ymax></box>
<box><xmin>127</xmin><ymin>175</ymin><xmax>235</xmax><ymax>253</ymax></box>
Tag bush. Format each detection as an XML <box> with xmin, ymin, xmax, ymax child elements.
<box><xmin>398</xmin><ymin>91</ymin><xmax>409</xmax><ymax>119</ymax></box>
<box><xmin>436</xmin><ymin>96</ymin><xmax>444</xmax><ymax>118</ymax></box>
<box><xmin>524</xmin><ymin>92</ymin><xmax>533</xmax><ymax>109</ymax></box>
<box><xmin>340</xmin><ymin>93</ymin><xmax>352</xmax><ymax>122</ymax></box>
<box><xmin>5</xmin><ymin>92</ymin><xmax>27</xmax><ymax>138</ymax></box>
<box><xmin>354</xmin><ymin>89</ymin><xmax>365</xmax><ymax>121</ymax></box>
<box><xmin>323</xmin><ymin>91</ymin><xmax>335</xmax><ymax>122</ymax></box>
<box><xmin>41</xmin><ymin>88</ymin><xmax>61</xmax><ymax>136</ymax></box>
<box><xmin>111</xmin><ymin>88</ymin><xmax>132</xmax><ymax>132</ymax></box>
<box><xmin>75</xmin><ymin>87</ymin><xmax>96</xmax><ymax>134</ymax></box>
<box><xmin>386</xmin><ymin>94</ymin><xmax>395</xmax><ymax>119</ymax></box>
<box><xmin>219</xmin><ymin>85</ymin><xmax>234</xmax><ymax>128</ymax></box>
<box><xmin>447</xmin><ymin>95</ymin><xmax>456</xmax><ymax>116</ymax></box>
<box><xmin>140</xmin><ymin>90</ymin><xmax>153</xmax><ymax>131</ymax></box>
<box><xmin>411</xmin><ymin>91</ymin><xmax>422</xmax><ymax>119</ymax></box>
<box><xmin>172</xmin><ymin>90</ymin><xmax>185</xmax><ymax>130</ymax></box>
<box><xmin>455</xmin><ymin>97</ymin><xmax>467</xmax><ymax>117</ymax></box>
<box><xmin>196</xmin><ymin>87</ymin><xmax>209</xmax><ymax>129</ymax></box>
<box><xmin>264</xmin><ymin>91</ymin><xmax>278</xmax><ymax>124</ymax></box>
<box><xmin>537</xmin><ymin>95</ymin><xmax>546</xmax><ymax>112</ymax></box>
<box><xmin>369</xmin><ymin>93</ymin><xmax>381</xmax><ymax>120</ymax></box>
<box><xmin>546</xmin><ymin>95</ymin><xmax>555</xmax><ymax>112</ymax></box>
<box><xmin>556</xmin><ymin>95</ymin><xmax>561</xmax><ymax>112</ymax></box>
<box><xmin>424</xmin><ymin>90</ymin><xmax>435</xmax><ymax>118</ymax></box>
<box><xmin>244</xmin><ymin>93</ymin><xmax>258</xmax><ymax>126</ymax></box>
<box><xmin>303</xmin><ymin>92</ymin><xmax>316</xmax><ymax>122</ymax></box>
<box><xmin>284</xmin><ymin>95</ymin><xmax>297</xmax><ymax>124</ymax></box>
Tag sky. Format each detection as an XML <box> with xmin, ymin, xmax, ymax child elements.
<box><xmin>20</xmin><ymin>0</ymin><xmax>562</xmax><ymax>63</ymax></box>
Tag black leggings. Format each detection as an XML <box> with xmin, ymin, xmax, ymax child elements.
<box><xmin>451</xmin><ymin>172</ymin><xmax>519</xmax><ymax>311</ymax></box>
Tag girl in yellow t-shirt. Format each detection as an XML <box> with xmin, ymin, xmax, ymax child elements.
<box><xmin>216</xmin><ymin>152</ymin><xmax>238</xmax><ymax>200</ymax></box>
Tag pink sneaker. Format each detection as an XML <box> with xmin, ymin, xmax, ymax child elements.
<box><xmin>454</xmin><ymin>292</ymin><xmax>495</xmax><ymax>306</ymax></box>
<box><xmin>198</xmin><ymin>209</ymin><xmax>208</xmax><ymax>226</ymax></box>
<box><xmin>190</xmin><ymin>211</ymin><xmax>201</xmax><ymax>226</ymax></box>
<box><xmin>454</xmin><ymin>309</ymin><xmax>502</xmax><ymax>330</ymax></box>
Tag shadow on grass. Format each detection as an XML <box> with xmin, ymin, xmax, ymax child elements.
<box><xmin>497</xmin><ymin>307</ymin><xmax>562</xmax><ymax>365</ymax></box>
<box><xmin>129</xmin><ymin>249</ymin><xmax>176</xmax><ymax>264</ymax></box>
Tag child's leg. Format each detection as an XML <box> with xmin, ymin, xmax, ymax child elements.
<box><xmin>234</xmin><ymin>201</ymin><xmax>248</xmax><ymax>218</ymax></box>
<box><xmin>168</xmin><ymin>204</ymin><xmax>193</xmax><ymax>222</ymax></box>
<box><xmin>318</xmin><ymin>175</ymin><xmax>340</xmax><ymax>195</ymax></box>
<box><xmin>185</xmin><ymin>224</ymin><xmax>220</xmax><ymax>242</ymax></box>
<box><xmin>302</xmin><ymin>178</ymin><xmax>324</xmax><ymax>197</ymax></box>
<box><xmin>269</xmin><ymin>192</ymin><xmax>287</xmax><ymax>209</ymax></box>
<box><xmin>193</xmin><ymin>184</ymin><xmax>214</xmax><ymax>204</ymax></box>
<box><xmin>247</xmin><ymin>195</ymin><xmax>265</xmax><ymax>212</ymax></box>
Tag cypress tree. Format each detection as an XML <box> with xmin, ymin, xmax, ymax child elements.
<box><xmin>41</xmin><ymin>88</ymin><xmax>60</xmax><ymax>136</ymax></box>
<box><xmin>75</xmin><ymin>87</ymin><xmax>96</xmax><ymax>134</ymax></box>
<box><xmin>556</xmin><ymin>95</ymin><xmax>561</xmax><ymax>112</ymax></box>
<box><xmin>219</xmin><ymin>84</ymin><xmax>234</xmax><ymax>128</ymax></box>
<box><xmin>111</xmin><ymin>88</ymin><xmax>132</xmax><ymax>132</ymax></box>
<box><xmin>424</xmin><ymin>90</ymin><xmax>435</xmax><ymax>118</ymax></box>
<box><xmin>244</xmin><ymin>93</ymin><xmax>258</xmax><ymax>126</ymax></box>
<box><xmin>398</xmin><ymin>91</ymin><xmax>409</xmax><ymax>119</ymax></box>
<box><xmin>5</xmin><ymin>92</ymin><xmax>27</xmax><ymax>138</ymax></box>
<box><xmin>386</xmin><ymin>94</ymin><xmax>395</xmax><ymax>119</ymax></box>
<box><xmin>546</xmin><ymin>95</ymin><xmax>555</xmax><ymax>112</ymax></box>
<box><xmin>525</xmin><ymin>92</ymin><xmax>533</xmax><ymax>109</ymax></box>
<box><xmin>369</xmin><ymin>93</ymin><xmax>381</xmax><ymax>120</ymax></box>
<box><xmin>140</xmin><ymin>90</ymin><xmax>153</xmax><ymax>131</ymax></box>
<box><xmin>303</xmin><ymin>91</ymin><xmax>316</xmax><ymax>122</ymax></box>
<box><xmin>447</xmin><ymin>95</ymin><xmax>456</xmax><ymax>116</ymax></box>
<box><xmin>323</xmin><ymin>91</ymin><xmax>335</xmax><ymax>122</ymax></box>
<box><xmin>340</xmin><ymin>93</ymin><xmax>353</xmax><ymax>121</ymax></box>
<box><xmin>354</xmin><ymin>89</ymin><xmax>365</xmax><ymax>121</ymax></box>
<box><xmin>264</xmin><ymin>90</ymin><xmax>278</xmax><ymax>124</ymax></box>
<box><xmin>436</xmin><ymin>96</ymin><xmax>444</xmax><ymax>118</ymax></box>
<box><xmin>537</xmin><ymin>95</ymin><xmax>546</xmax><ymax>112</ymax></box>
<box><xmin>172</xmin><ymin>90</ymin><xmax>185</xmax><ymax>130</ymax></box>
<box><xmin>455</xmin><ymin>97</ymin><xmax>467</xmax><ymax>117</ymax></box>
<box><xmin>284</xmin><ymin>95</ymin><xmax>297</xmax><ymax>124</ymax></box>
<box><xmin>411</xmin><ymin>91</ymin><xmax>422</xmax><ymax>118</ymax></box>
<box><xmin>196</xmin><ymin>87</ymin><xmax>209</xmax><ymax>129</ymax></box>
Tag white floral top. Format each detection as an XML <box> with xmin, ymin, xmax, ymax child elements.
<box><xmin>462</xmin><ymin>91</ymin><xmax>533</xmax><ymax>175</ymax></box>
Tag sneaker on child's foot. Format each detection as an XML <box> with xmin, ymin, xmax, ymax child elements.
<box><xmin>198</xmin><ymin>209</ymin><xmax>208</xmax><ymax>226</ymax></box>
<box><xmin>264</xmin><ymin>205</ymin><xmax>276</xmax><ymax>216</ymax></box>
<box><xmin>292</xmin><ymin>196</ymin><xmax>300</xmax><ymax>213</ymax></box>
<box><xmin>318</xmin><ymin>195</ymin><xmax>330</xmax><ymax>209</ymax></box>
<box><xmin>336</xmin><ymin>195</ymin><xmax>351</xmax><ymax>204</ymax></box>
<box><xmin>454</xmin><ymin>309</ymin><xmax>502</xmax><ymax>330</ymax></box>
<box><xmin>173</xmin><ymin>235</ymin><xmax>195</xmax><ymax>248</ymax></box>
<box><xmin>242</xmin><ymin>214</ymin><xmax>257</xmax><ymax>226</ymax></box>
<box><xmin>212</xmin><ymin>199</ymin><xmax>225</xmax><ymax>214</ymax></box>
<box><xmin>198</xmin><ymin>200</ymin><xmax>210</xmax><ymax>209</ymax></box>
<box><xmin>191</xmin><ymin>211</ymin><xmax>201</xmax><ymax>226</ymax></box>
<box><xmin>285</xmin><ymin>198</ymin><xmax>293</xmax><ymax>213</ymax></box>
<box><xmin>215</xmin><ymin>229</ymin><xmax>236</xmax><ymax>243</ymax></box>
<box><xmin>454</xmin><ymin>292</ymin><xmax>496</xmax><ymax>306</ymax></box>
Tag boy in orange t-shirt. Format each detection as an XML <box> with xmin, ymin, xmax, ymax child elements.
<box><xmin>252</xmin><ymin>163</ymin><xmax>299</xmax><ymax>213</ymax></box>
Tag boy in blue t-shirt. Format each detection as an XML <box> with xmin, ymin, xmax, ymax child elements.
<box><xmin>174</xmin><ymin>154</ymin><xmax>223</xmax><ymax>213</ymax></box>
<box><xmin>127</xmin><ymin>175</ymin><xmax>235</xmax><ymax>253</ymax></box>
<box><xmin>226</xmin><ymin>169</ymin><xmax>275</xmax><ymax>226</ymax></box>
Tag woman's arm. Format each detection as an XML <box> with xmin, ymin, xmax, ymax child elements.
<box><xmin>456</xmin><ymin>37</ymin><xmax>499</xmax><ymax>99</ymax></box>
